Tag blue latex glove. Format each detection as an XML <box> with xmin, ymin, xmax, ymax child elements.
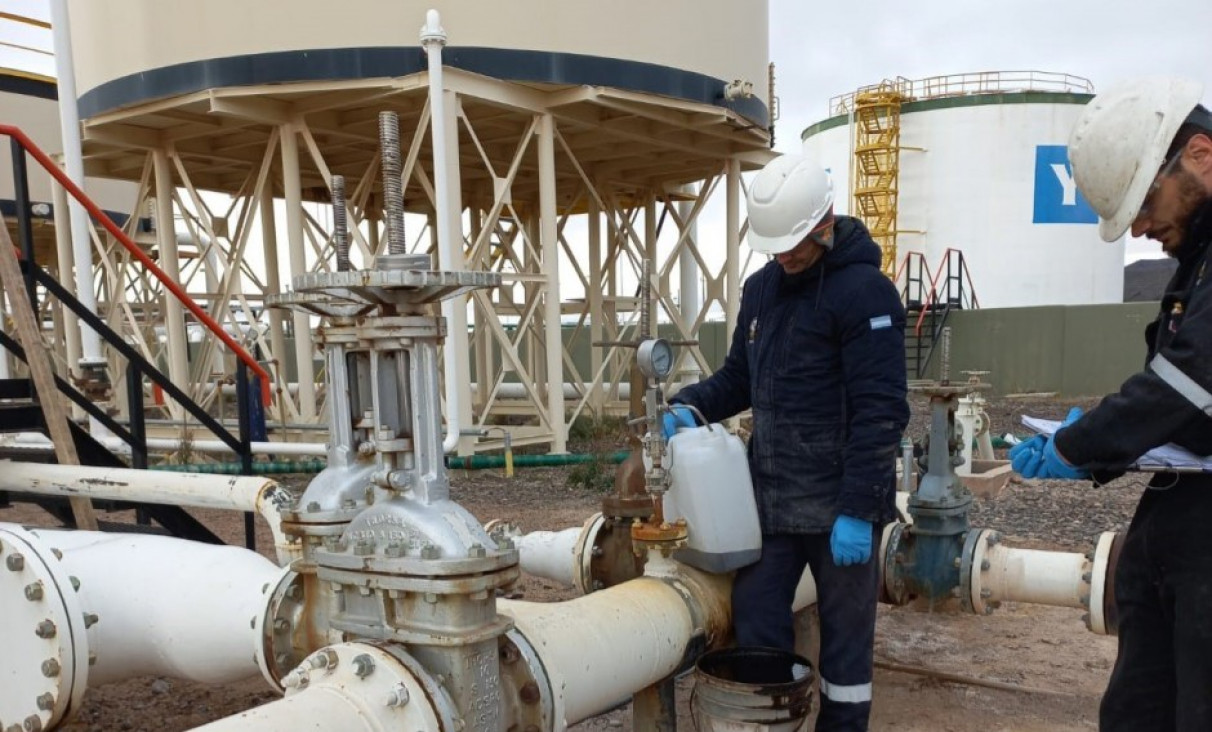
<box><xmin>830</xmin><ymin>515</ymin><xmax>873</xmax><ymax>566</ymax></box>
<box><xmin>1010</xmin><ymin>407</ymin><xmax>1089</xmax><ymax>480</ymax></box>
<box><xmin>661</xmin><ymin>405</ymin><xmax>697</xmax><ymax>440</ymax></box>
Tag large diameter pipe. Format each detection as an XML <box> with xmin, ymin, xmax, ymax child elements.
<box><xmin>515</xmin><ymin>527</ymin><xmax>582</xmax><ymax>588</ymax></box>
<box><xmin>969</xmin><ymin>531</ymin><xmax>1092</xmax><ymax>610</ymax></box>
<box><xmin>190</xmin><ymin>643</ymin><xmax>448</xmax><ymax>732</ymax></box>
<box><xmin>511</xmin><ymin>520</ymin><xmax>818</xmax><ymax>611</ymax></box>
<box><xmin>499</xmin><ymin>554</ymin><xmax>731</xmax><ymax>726</ymax></box>
<box><xmin>0</xmin><ymin>462</ymin><xmax>299</xmax><ymax>565</ymax></box>
<box><xmin>6</xmin><ymin>525</ymin><xmax>286</xmax><ymax>686</ymax></box>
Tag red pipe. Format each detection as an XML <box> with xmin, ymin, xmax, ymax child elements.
<box><xmin>0</xmin><ymin>124</ymin><xmax>272</xmax><ymax>405</ymax></box>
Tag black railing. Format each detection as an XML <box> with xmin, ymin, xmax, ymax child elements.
<box><xmin>2</xmin><ymin>125</ymin><xmax>265</xmax><ymax>547</ymax></box>
<box><xmin>913</xmin><ymin>249</ymin><xmax>979</xmax><ymax>377</ymax></box>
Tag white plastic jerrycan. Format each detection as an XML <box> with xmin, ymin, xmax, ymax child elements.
<box><xmin>664</xmin><ymin>424</ymin><xmax>762</xmax><ymax>573</ymax></box>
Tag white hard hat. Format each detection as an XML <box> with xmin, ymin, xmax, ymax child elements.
<box><xmin>1069</xmin><ymin>77</ymin><xmax>1205</xmax><ymax>242</ymax></box>
<box><xmin>746</xmin><ymin>154</ymin><xmax>835</xmax><ymax>254</ymax></box>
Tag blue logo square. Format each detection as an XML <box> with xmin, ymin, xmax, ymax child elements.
<box><xmin>1033</xmin><ymin>145</ymin><xmax>1099</xmax><ymax>224</ymax></box>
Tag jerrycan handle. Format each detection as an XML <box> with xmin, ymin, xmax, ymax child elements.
<box><xmin>677</xmin><ymin>403</ymin><xmax>713</xmax><ymax>432</ymax></box>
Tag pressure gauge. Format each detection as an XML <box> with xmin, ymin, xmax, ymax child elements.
<box><xmin>637</xmin><ymin>338</ymin><xmax>674</xmax><ymax>380</ymax></box>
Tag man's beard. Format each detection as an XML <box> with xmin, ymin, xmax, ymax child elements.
<box><xmin>1167</xmin><ymin>169</ymin><xmax>1212</xmax><ymax>256</ymax></box>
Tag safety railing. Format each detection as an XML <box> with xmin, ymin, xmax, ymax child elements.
<box><xmin>0</xmin><ymin>124</ymin><xmax>272</xmax><ymax>406</ymax></box>
<box><xmin>830</xmin><ymin>70</ymin><xmax>1095</xmax><ymax>116</ymax></box>
<box><xmin>894</xmin><ymin>251</ymin><xmax>931</xmax><ymax>311</ymax></box>
<box><xmin>1</xmin><ymin>124</ymin><xmax>270</xmax><ymax>489</ymax></box>
<box><xmin>894</xmin><ymin>249</ymin><xmax>980</xmax><ymax>378</ymax></box>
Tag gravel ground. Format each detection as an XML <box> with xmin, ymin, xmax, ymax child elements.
<box><xmin>0</xmin><ymin>393</ymin><xmax>1144</xmax><ymax>730</ymax></box>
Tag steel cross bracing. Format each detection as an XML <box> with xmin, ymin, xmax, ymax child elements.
<box><xmin>50</xmin><ymin>67</ymin><xmax>772</xmax><ymax>454</ymax></box>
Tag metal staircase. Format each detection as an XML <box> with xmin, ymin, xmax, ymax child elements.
<box><xmin>850</xmin><ymin>79</ymin><xmax>910</xmax><ymax>277</ymax></box>
<box><xmin>896</xmin><ymin>249</ymin><xmax>980</xmax><ymax>379</ymax></box>
<box><xmin>0</xmin><ymin>124</ymin><xmax>269</xmax><ymax>544</ymax></box>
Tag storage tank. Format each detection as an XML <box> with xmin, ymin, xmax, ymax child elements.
<box><xmin>801</xmin><ymin>72</ymin><xmax>1125</xmax><ymax>309</ymax></box>
<box><xmin>67</xmin><ymin>0</ymin><xmax>768</xmax><ymax>137</ymax></box>
<box><xmin>0</xmin><ymin>69</ymin><xmax>135</xmax><ymax>266</ymax></box>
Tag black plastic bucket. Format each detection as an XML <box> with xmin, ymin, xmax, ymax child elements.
<box><xmin>692</xmin><ymin>646</ymin><xmax>815</xmax><ymax>731</ymax></box>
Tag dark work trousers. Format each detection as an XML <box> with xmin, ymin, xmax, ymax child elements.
<box><xmin>1100</xmin><ymin>479</ymin><xmax>1212</xmax><ymax>731</ymax></box>
<box><xmin>732</xmin><ymin>530</ymin><xmax>880</xmax><ymax>732</ymax></box>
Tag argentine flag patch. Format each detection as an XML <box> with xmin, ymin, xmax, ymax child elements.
<box><xmin>869</xmin><ymin>315</ymin><xmax>893</xmax><ymax>330</ymax></box>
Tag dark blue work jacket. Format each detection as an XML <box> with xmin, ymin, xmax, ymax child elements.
<box><xmin>1058</xmin><ymin>201</ymin><xmax>1212</xmax><ymax>488</ymax></box>
<box><xmin>673</xmin><ymin>216</ymin><xmax>910</xmax><ymax>533</ymax></box>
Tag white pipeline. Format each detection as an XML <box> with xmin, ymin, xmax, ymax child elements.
<box><xmin>977</xmin><ymin>542</ymin><xmax>1091</xmax><ymax>609</ymax></box>
<box><xmin>421</xmin><ymin>10</ymin><xmax>463</xmax><ymax>456</ymax></box>
<box><xmin>499</xmin><ymin>560</ymin><xmax>729</xmax><ymax>727</ymax></box>
<box><xmin>7</xmin><ymin>525</ymin><xmax>285</xmax><ymax>686</ymax></box>
<box><xmin>515</xmin><ymin>527</ymin><xmax>581</xmax><ymax>588</ymax></box>
<box><xmin>0</xmin><ymin>462</ymin><xmax>300</xmax><ymax>565</ymax></box>
<box><xmin>512</xmin><ymin>520</ymin><xmax>818</xmax><ymax>611</ymax></box>
<box><xmin>4</xmin><ymin>431</ymin><xmax>328</xmax><ymax>459</ymax></box>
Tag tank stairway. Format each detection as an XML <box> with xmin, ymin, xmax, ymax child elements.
<box><xmin>850</xmin><ymin>79</ymin><xmax>910</xmax><ymax>277</ymax></box>
<box><xmin>0</xmin><ymin>124</ymin><xmax>270</xmax><ymax>546</ymax></box>
<box><xmin>897</xmin><ymin>249</ymin><xmax>980</xmax><ymax>379</ymax></box>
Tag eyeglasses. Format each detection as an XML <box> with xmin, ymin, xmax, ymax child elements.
<box><xmin>1137</xmin><ymin>148</ymin><xmax>1185</xmax><ymax>221</ymax></box>
<box><xmin>803</xmin><ymin>217</ymin><xmax>835</xmax><ymax>249</ymax></box>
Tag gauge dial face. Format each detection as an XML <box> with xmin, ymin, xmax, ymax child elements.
<box><xmin>638</xmin><ymin>338</ymin><xmax>674</xmax><ymax>379</ymax></box>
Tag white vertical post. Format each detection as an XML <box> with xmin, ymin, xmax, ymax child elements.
<box><xmin>421</xmin><ymin>11</ymin><xmax>471</xmax><ymax>454</ymax></box>
<box><xmin>645</xmin><ymin>195</ymin><xmax>657</xmax><ymax>338</ymax></box>
<box><xmin>50</xmin><ymin>180</ymin><xmax>83</xmax><ymax>390</ymax></box>
<box><xmin>152</xmin><ymin>150</ymin><xmax>190</xmax><ymax>413</ymax></box>
<box><xmin>48</xmin><ymin>0</ymin><xmax>107</xmax><ymax>434</ymax></box>
<box><xmin>259</xmin><ymin>184</ymin><xmax>288</xmax><ymax>420</ymax></box>
<box><xmin>588</xmin><ymin>195</ymin><xmax>603</xmax><ymax>415</ymax></box>
<box><xmin>538</xmin><ymin>114</ymin><xmax>566</xmax><ymax>453</ymax></box>
<box><xmin>279</xmin><ymin>123</ymin><xmax>318</xmax><ymax>420</ymax></box>
<box><xmin>678</xmin><ymin>184</ymin><xmax>701</xmax><ymax>387</ymax></box>
<box><xmin>440</xmin><ymin>89</ymin><xmax>474</xmax><ymax>454</ymax></box>
<box><xmin>470</xmin><ymin>207</ymin><xmax>491</xmax><ymax>414</ymax></box>
<box><xmin>725</xmin><ymin>160</ymin><xmax>741</xmax><ymax>338</ymax></box>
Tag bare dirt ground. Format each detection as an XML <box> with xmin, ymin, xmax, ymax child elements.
<box><xmin>0</xmin><ymin>394</ymin><xmax>1138</xmax><ymax>731</ymax></box>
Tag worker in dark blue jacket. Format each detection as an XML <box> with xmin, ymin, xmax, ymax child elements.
<box><xmin>1011</xmin><ymin>78</ymin><xmax>1212</xmax><ymax>731</ymax></box>
<box><xmin>668</xmin><ymin>154</ymin><xmax>909</xmax><ymax>732</ymax></box>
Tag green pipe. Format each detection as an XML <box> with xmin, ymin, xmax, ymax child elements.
<box><xmin>447</xmin><ymin>451</ymin><xmax>630</xmax><ymax>470</ymax></box>
<box><xmin>149</xmin><ymin>451</ymin><xmax>630</xmax><ymax>475</ymax></box>
<box><xmin>152</xmin><ymin>460</ymin><xmax>328</xmax><ymax>475</ymax></box>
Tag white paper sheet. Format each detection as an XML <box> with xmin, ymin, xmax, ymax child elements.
<box><xmin>1021</xmin><ymin>416</ymin><xmax>1212</xmax><ymax>471</ymax></box>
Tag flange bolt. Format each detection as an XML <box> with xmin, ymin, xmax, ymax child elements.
<box><xmin>352</xmin><ymin>654</ymin><xmax>375</xmax><ymax>679</ymax></box>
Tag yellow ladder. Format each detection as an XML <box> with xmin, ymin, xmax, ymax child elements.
<box><xmin>850</xmin><ymin>82</ymin><xmax>907</xmax><ymax>277</ymax></box>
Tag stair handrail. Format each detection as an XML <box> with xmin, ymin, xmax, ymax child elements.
<box><xmin>0</xmin><ymin>124</ymin><xmax>272</xmax><ymax>406</ymax></box>
<box><xmin>913</xmin><ymin>255</ymin><xmax>954</xmax><ymax>337</ymax></box>
<box><xmin>939</xmin><ymin>247</ymin><xmax>981</xmax><ymax>309</ymax></box>
<box><xmin>894</xmin><ymin>251</ymin><xmax>932</xmax><ymax>309</ymax></box>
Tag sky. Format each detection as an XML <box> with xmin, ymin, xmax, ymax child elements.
<box><xmin>767</xmin><ymin>0</ymin><xmax>1212</xmax><ymax>261</ymax></box>
<box><xmin>3</xmin><ymin>0</ymin><xmax>1212</xmax><ymax>266</ymax></box>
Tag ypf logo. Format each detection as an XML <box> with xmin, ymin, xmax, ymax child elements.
<box><xmin>1032</xmin><ymin>145</ymin><xmax>1098</xmax><ymax>224</ymax></box>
